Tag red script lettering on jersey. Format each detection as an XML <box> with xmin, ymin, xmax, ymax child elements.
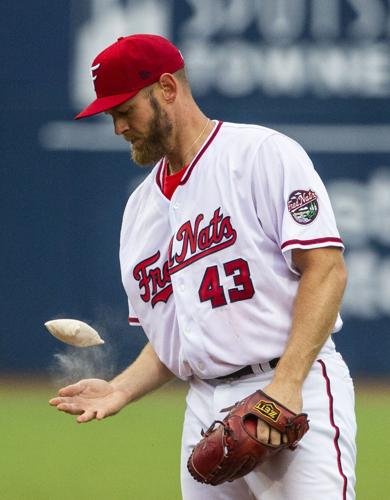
<box><xmin>168</xmin><ymin>207</ymin><xmax>237</xmax><ymax>274</ymax></box>
<box><xmin>132</xmin><ymin>208</ymin><xmax>237</xmax><ymax>307</ymax></box>
<box><xmin>133</xmin><ymin>251</ymin><xmax>172</xmax><ymax>307</ymax></box>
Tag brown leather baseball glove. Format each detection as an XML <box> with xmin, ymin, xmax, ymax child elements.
<box><xmin>187</xmin><ymin>389</ymin><xmax>309</xmax><ymax>486</ymax></box>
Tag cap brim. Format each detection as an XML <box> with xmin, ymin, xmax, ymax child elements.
<box><xmin>74</xmin><ymin>90</ymin><xmax>140</xmax><ymax>119</ymax></box>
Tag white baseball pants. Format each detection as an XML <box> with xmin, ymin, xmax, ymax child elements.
<box><xmin>180</xmin><ymin>351</ymin><xmax>356</xmax><ymax>500</ymax></box>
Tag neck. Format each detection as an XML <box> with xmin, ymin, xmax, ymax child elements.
<box><xmin>166</xmin><ymin>107</ymin><xmax>213</xmax><ymax>174</ymax></box>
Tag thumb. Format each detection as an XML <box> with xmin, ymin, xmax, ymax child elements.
<box><xmin>59</xmin><ymin>380</ymin><xmax>86</xmax><ymax>397</ymax></box>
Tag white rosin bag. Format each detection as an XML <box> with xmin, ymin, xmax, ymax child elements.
<box><xmin>44</xmin><ymin>319</ymin><xmax>105</xmax><ymax>347</ymax></box>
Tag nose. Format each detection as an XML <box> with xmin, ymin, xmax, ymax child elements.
<box><xmin>113</xmin><ymin>117</ymin><xmax>130</xmax><ymax>136</ymax></box>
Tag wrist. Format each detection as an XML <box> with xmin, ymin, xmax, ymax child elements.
<box><xmin>272</xmin><ymin>360</ymin><xmax>307</xmax><ymax>389</ymax></box>
<box><xmin>110</xmin><ymin>380</ymin><xmax>135</xmax><ymax>404</ymax></box>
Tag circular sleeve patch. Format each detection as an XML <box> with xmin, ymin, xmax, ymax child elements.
<box><xmin>287</xmin><ymin>189</ymin><xmax>319</xmax><ymax>225</ymax></box>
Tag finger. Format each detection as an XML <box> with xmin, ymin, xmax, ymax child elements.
<box><xmin>96</xmin><ymin>409</ymin><xmax>106</xmax><ymax>420</ymax></box>
<box><xmin>51</xmin><ymin>396</ymin><xmax>79</xmax><ymax>405</ymax></box>
<box><xmin>269</xmin><ymin>427</ymin><xmax>283</xmax><ymax>446</ymax></box>
<box><xmin>57</xmin><ymin>403</ymin><xmax>84</xmax><ymax>415</ymax></box>
<box><xmin>49</xmin><ymin>397</ymin><xmax>61</xmax><ymax>406</ymax></box>
<box><xmin>58</xmin><ymin>381</ymin><xmax>86</xmax><ymax>397</ymax></box>
<box><xmin>256</xmin><ymin>420</ymin><xmax>270</xmax><ymax>443</ymax></box>
<box><xmin>77</xmin><ymin>410</ymin><xmax>97</xmax><ymax>424</ymax></box>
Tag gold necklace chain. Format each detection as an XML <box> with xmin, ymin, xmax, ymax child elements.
<box><xmin>182</xmin><ymin>117</ymin><xmax>210</xmax><ymax>162</ymax></box>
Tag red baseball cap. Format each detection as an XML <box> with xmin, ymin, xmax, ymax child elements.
<box><xmin>75</xmin><ymin>34</ymin><xmax>185</xmax><ymax>119</ymax></box>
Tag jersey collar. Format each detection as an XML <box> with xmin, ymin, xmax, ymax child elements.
<box><xmin>155</xmin><ymin>120</ymin><xmax>223</xmax><ymax>195</ymax></box>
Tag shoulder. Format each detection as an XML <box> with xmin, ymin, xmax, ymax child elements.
<box><xmin>218</xmin><ymin>121</ymin><xmax>306</xmax><ymax>157</ymax></box>
<box><xmin>219</xmin><ymin>121</ymin><xmax>280</xmax><ymax>146</ymax></box>
<box><xmin>216</xmin><ymin>122</ymin><xmax>311</xmax><ymax>176</ymax></box>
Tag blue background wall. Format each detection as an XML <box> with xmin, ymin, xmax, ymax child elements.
<box><xmin>2</xmin><ymin>0</ymin><xmax>390</xmax><ymax>377</ymax></box>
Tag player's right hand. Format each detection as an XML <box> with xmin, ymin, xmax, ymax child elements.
<box><xmin>49</xmin><ymin>378</ymin><xmax>129</xmax><ymax>423</ymax></box>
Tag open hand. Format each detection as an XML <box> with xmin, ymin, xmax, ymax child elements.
<box><xmin>49</xmin><ymin>378</ymin><xmax>129</xmax><ymax>423</ymax></box>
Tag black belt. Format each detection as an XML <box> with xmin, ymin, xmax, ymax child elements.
<box><xmin>214</xmin><ymin>357</ymin><xmax>280</xmax><ymax>383</ymax></box>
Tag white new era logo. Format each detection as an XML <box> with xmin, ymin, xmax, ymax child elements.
<box><xmin>91</xmin><ymin>63</ymin><xmax>101</xmax><ymax>81</ymax></box>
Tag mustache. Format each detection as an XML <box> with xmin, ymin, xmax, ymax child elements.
<box><xmin>124</xmin><ymin>135</ymin><xmax>138</xmax><ymax>143</ymax></box>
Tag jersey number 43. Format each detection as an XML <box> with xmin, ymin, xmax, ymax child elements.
<box><xmin>198</xmin><ymin>258</ymin><xmax>255</xmax><ymax>308</ymax></box>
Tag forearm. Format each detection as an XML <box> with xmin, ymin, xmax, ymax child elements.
<box><xmin>273</xmin><ymin>253</ymin><xmax>347</xmax><ymax>388</ymax></box>
<box><xmin>110</xmin><ymin>342</ymin><xmax>175</xmax><ymax>403</ymax></box>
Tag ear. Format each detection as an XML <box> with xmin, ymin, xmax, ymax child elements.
<box><xmin>158</xmin><ymin>73</ymin><xmax>178</xmax><ymax>104</ymax></box>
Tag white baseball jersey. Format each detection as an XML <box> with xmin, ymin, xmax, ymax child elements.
<box><xmin>120</xmin><ymin>121</ymin><xmax>344</xmax><ymax>380</ymax></box>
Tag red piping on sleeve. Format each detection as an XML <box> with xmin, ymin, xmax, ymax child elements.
<box><xmin>281</xmin><ymin>237</ymin><xmax>343</xmax><ymax>250</ymax></box>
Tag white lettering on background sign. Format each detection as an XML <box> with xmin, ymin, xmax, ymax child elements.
<box><xmin>181</xmin><ymin>0</ymin><xmax>390</xmax><ymax>97</ymax></box>
<box><xmin>328</xmin><ymin>168</ymin><xmax>390</xmax><ymax>318</ymax></box>
<box><xmin>70</xmin><ymin>0</ymin><xmax>390</xmax><ymax>105</ymax></box>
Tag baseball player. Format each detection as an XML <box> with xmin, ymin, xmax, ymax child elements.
<box><xmin>49</xmin><ymin>35</ymin><xmax>356</xmax><ymax>499</ymax></box>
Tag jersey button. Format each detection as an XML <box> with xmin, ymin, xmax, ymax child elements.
<box><xmin>198</xmin><ymin>361</ymin><xmax>205</xmax><ymax>371</ymax></box>
<box><xmin>179</xmin><ymin>283</ymin><xmax>185</xmax><ymax>292</ymax></box>
<box><xmin>173</xmin><ymin>202</ymin><xmax>180</xmax><ymax>209</ymax></box>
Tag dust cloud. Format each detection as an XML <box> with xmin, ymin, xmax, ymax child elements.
<box><xmin>47</xmin><ymin>305</ymin><xmax>145</xmax><ymax>388</ymax></box>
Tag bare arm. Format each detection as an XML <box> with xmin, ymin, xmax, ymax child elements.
<box><xmin>257</xmin><ymin>246</ymin><xmax>347</xmax><ymax>442</ymax></box>
<box><xmin>273</xmin><ymin>246</ymin><xmax>347</xmax><ymax>389</ymax></box>
<box><xmin>49</xmin><ymin>342</ymin><xmax>175</xmax><ymax>423</ymax></box>
<box><xmin>110</xmin><ymin>341</ymin><xmax>175</xmax><ymax>404</ymax></box>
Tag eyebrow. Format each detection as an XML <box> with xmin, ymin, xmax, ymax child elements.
<box><xmin>105</xmin><ymin>103</ymin><xmax>134</xmax><ymax>116</ymax></box>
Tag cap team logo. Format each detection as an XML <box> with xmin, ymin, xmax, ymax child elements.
<box><xmin>91</xmin><ymin>63</ymin><xmax>101</xmax><ymax>81</ymax></box>
<box><xmin>287</xmin><ymin>189</ymin><xmax>319</xmax><ymax>225</ymax></box>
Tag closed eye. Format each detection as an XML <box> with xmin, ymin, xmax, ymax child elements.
<box><xmin>106</xmin><ymin>106</ymin><xmax>134</xmax><ymax>117</ymax></box>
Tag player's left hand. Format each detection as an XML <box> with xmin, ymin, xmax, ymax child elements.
<box><xmin>256</xmin><ymin>381</ymin><xmax>303</xmax><ymax>445</ymax></box>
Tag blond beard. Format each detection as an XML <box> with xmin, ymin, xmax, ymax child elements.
<box><xmin>130</xmin><ymin>93</ymin><xmax>173</xmax><ymax>167</ymax></box>
<box><xmin>130</xmin><ymin>141</ymin><xmax>165</xmax><ymax>167</ymax></box>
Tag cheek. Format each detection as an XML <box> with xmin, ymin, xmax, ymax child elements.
<box><xmin>129</xmin><ymin>113</ymin><xmax>149</xmax><ymax>134</ymax></box>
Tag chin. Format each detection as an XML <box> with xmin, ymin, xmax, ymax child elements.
<box><xmin>131</xmin><ymin>149</ymin><xmax>161</xmax><ymax>168</ymax></box>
